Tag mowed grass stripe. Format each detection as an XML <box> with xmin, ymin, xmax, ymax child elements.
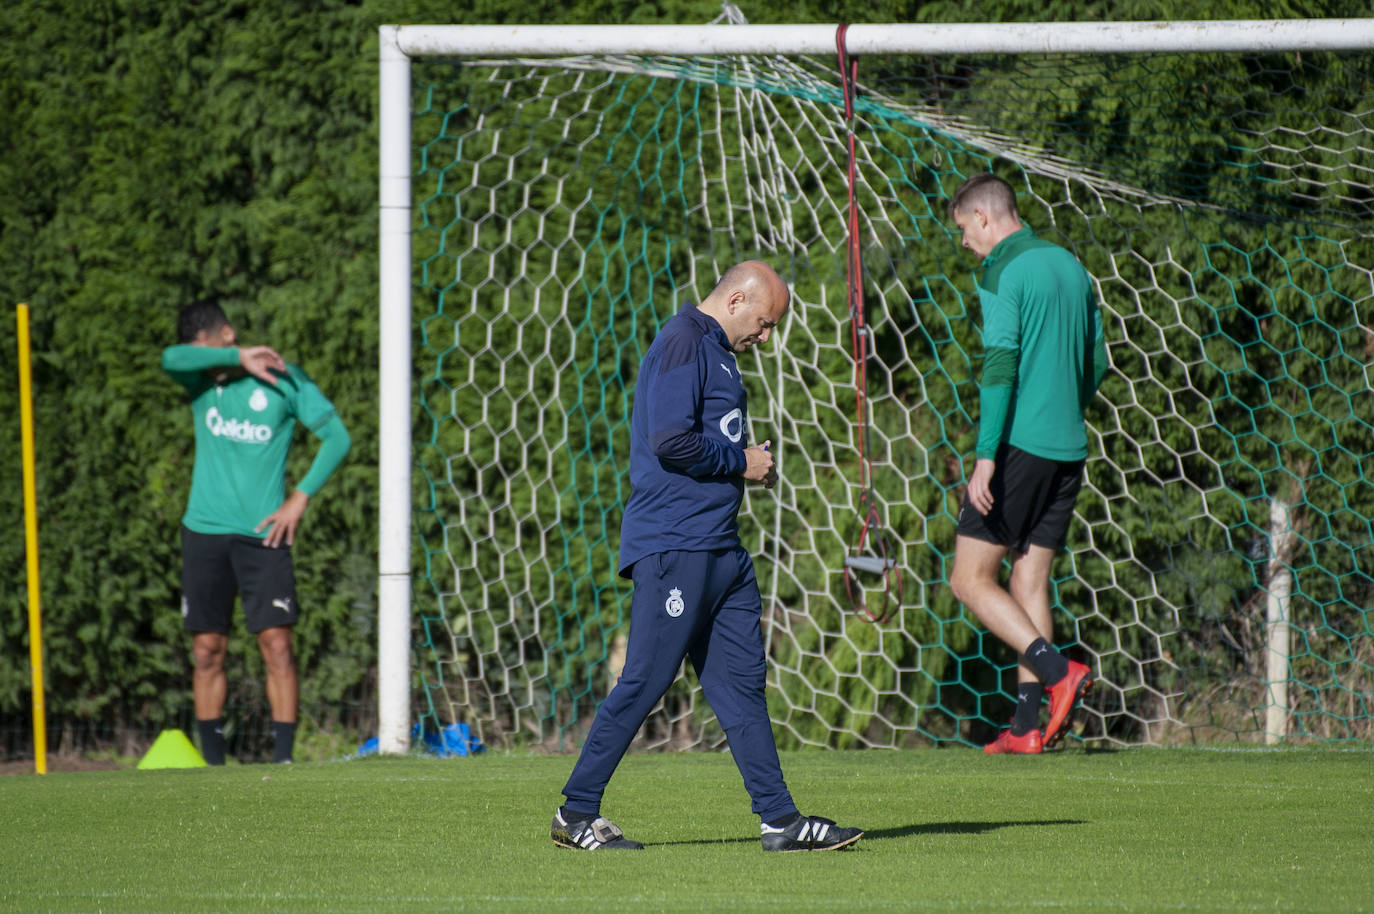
<box><xmin>1</xmin><ymin>749</ymin><xmax>1368</xmax><ymax>914</ymax></box>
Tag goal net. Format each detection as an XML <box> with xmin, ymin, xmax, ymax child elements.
<box><xmin>380</xmin><ymin>16</ymin><xmax>1374</xmax><ymax>752</ymax></box>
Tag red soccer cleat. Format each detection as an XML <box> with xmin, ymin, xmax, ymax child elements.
<box><xmin>983</xmin><ymin>727</ymin><xmax>1044</xmax><ymax>755</ymax></box>
<box><xmin>1043</xmin><ymin>660</ymin><xmax>1093</xmax><ymax>749</ymax></box>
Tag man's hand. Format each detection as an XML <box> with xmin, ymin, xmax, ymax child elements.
<box><xmin>257</xmin><ymin>489</ymin><xmax>310</xmax><ymax>547</ymax></box>
<box><xmin>743</xmin><ymin>440</ymin><xmax>777</xmax><ymax>489</ymax></box>
<box><xmin>967</xmin><ymin>457</ymin><xmax>996</xmax><ymax>516</ymax></box>
<box><xmin>239</xmin><ymin>345</ymin><xmax>286</xmax><ymax>385</ymax></box>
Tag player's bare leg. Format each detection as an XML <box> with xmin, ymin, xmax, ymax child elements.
<box><xmin>258</xmin><ymin>626</ymin><xmax>297</xmax><ymax>721</ymax></box>
<box><xmin>1009</xmin><ymin>544</ymin><xmax>1056</xmax><ymax>685</ymax></box>
<box><xmin>258</xmin><ymin>625</ymin><xmax>298</xmax><ymax>762</ymax></box>
<box><xmin>1010</xmin><ymin>545</ymin><xmax>1092</xmax><ymax>746</ymax></box>
<box><xmin>192</xmin><ymin>632</ymin><xmax>229</xmax><ymax>719</ymax></box>
<box><xmin>993</xmin><ymin>546</ymin><xmax>1056</xmax><ymax>749</ymax></box>
<box><xmin>949</xmin><ymin>535</ymin><xmax>1042</xmax><ymax>651</ymax></box>
<box><xmin>951</xmin><ymin>535</ymin><xmax>1039</xmax><ymax>752</ymax></box>
<box><xmin>954</xmin><ymin>537</ymin><xmax>1087</xmax><ymax>752</ymax></box>
<box><xmin>192</xmin><ymin>631</ymin><xmax>229</xmax><ymax>764</ymax></box>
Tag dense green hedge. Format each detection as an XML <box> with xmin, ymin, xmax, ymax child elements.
<box><xmin>0</xmin><ymin>1</ymin><xmax>386</xmax><ymax>741</ymax></box>
<box><xmin>3</xmin><ymin>0</ymin><xmax>1369</xmax><ymax>750</ymax></box>
<box><xmin>0</xmin><ymin>0</ymin><xmax>942</xmax><ymax>745</ymax></box>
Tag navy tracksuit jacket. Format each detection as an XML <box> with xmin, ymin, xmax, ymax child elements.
<box><xmin>562</xmin><ymin>303</ymin><xmax>797</xmax><ymax>822</ymax></box>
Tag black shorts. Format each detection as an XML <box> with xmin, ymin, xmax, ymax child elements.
<box><xmin>956</xmin><ymin>444</ymin><xmax>1085</xmax><ymax>554</ymax></box>
<box><xmin>180</xmin><ymin>526</ymin><xmax>299</xmax><ymax>634</ymax></box>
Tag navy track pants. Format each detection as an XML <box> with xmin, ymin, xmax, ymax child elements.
<box><xmin>561</xmin><ymin>546</ymin><xmax>797</xmax><ymax>822</ymax></box>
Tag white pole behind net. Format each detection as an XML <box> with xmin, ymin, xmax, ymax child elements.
<box><xmin>377</xmin><ymin>28</ymin><xmax>414</xmax><ymax>754</ymax></box>
<box><xmin>376</xmin><ymin>18</ymin><xmax>1374</xmax><ymax>754</ymax></box>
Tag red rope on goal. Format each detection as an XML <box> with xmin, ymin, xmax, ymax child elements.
<box><xmin>836</xmin><ymin>24</ymin><xmax>902</xmax><ymax>624</ymax></box>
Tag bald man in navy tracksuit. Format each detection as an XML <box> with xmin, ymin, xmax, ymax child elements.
<box><xmin>550</xmin><ymin>261</ymin><xmax>863</xmax><ymax>853</ymax></box>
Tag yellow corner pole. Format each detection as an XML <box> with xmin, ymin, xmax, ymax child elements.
<box><xmin>16</xmin><ymin>304</ymin><xmax>47</xmax><ymax>775</ymax></box>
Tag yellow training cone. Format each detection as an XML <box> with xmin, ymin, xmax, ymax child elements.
<box><xmin>137</xmin><ymin>729</ymin><xmax>208</xmax><ymax>769</ymax></box>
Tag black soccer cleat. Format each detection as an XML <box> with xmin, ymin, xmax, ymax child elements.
<box><xmin>761</xmin><ymin>814</ymin><xmax>863</xmax><ymax>852</ymax></box>
<box><xmin>551</xmin><ymin>808</ymin><xmax>644</xmax><ymax>850</ymax></box>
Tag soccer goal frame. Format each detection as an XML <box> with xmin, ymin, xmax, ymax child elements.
<box><xmin>377</xmin><ymin>18</ymin><xmax>1374</xmax><ymax>754</ymax></box>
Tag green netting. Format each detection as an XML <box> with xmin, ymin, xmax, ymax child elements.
<box><xmin>407</xmin><ymin>43</ymin><xmax>1373</xmax><ymax>750</ymax></box>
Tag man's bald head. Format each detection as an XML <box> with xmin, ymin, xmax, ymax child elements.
<box><xmin>699</xmin><ymin>260</ymin><xmax>790</xmax><ymax>353</ymax></box>
<box><xmin>712</xmin><ymin>260</ymin><xmax>789</xmax><ymax>303</ymax></box>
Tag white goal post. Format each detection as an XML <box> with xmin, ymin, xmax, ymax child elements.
<box><xmin>377</xmin><ymin>18</ymin><xmax>1374</xmax><ymax>754</ymax></box>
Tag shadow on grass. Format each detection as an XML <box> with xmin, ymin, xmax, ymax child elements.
<box><xmin>652</xmin><ymin>819</ymin><xmax>1086</xmax><ymax>848</ymax></box>
<box><xmin>865</xmin><ymin>819</ymin><xmax>1086</xmax><ymax>840</ymax></box>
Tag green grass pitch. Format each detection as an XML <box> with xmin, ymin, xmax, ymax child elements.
<box><xmin>1</xmin><ymin>747</ymin><xmax>1369</xmax><ymax>913</ymax></box>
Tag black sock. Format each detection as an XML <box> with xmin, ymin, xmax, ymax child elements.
<box><xmin>197</xmin><ymin>718</ymin><xmax>225</xmax><ymax>766</ymax></box>
<box><xmin>1024</xmin><ymin>637</ymin><xmax>1070</xmax><ymax>685</ymax></box>
<box><xmin>1010</xmin><ymin>683</ymin><xmax>1044</xmax><ymax>736</ymax></box>
<box><xmin>764</xmin><ymin>812</ymin><xmax>801</xmax><ymax>829</ymax></box>
<box><xmin>562</xmin><ymin>804</ymin><xmax>599</xmax><ymax>822</ymax></box>
<box><xmin>271</xmin><ymin>721</ymin><xmax>297</xmax><ymax>763</ymax></box>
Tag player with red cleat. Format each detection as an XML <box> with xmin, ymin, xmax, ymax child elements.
<box><xmin>944</xmin><ymin>174</ymin><xmax>1109</xmax><ymax>753</ymax></box>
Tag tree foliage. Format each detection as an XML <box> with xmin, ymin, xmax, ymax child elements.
<box><xmin>0</xmin><ymin>0</ymin><xmax>388</xmax><ymax>742</ymax></box>
<box><xmin>2</xmin><ymin>0</ymin><xmax>1370</xmax><ymax>753</ymax></box>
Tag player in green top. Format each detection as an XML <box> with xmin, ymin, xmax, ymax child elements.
<box><xmin>162</xmin><ymin>300</ymin><xmax>350</xmax><ymax>764</ymax></box>
<box><xmin>946</xmin><ymin>174</ymin><xmax>1109</xmax><ymax>754</ymax></box>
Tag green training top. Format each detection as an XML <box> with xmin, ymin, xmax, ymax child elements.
<box><xmin>975</xmin><ymin>226</ymin><xmax>1108</xmax><ymax>462</ymax></box>
<box><xmin>162</xmin><ymin>345</ymin><xmax>351</xmax><ymax>537</ymax></box>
